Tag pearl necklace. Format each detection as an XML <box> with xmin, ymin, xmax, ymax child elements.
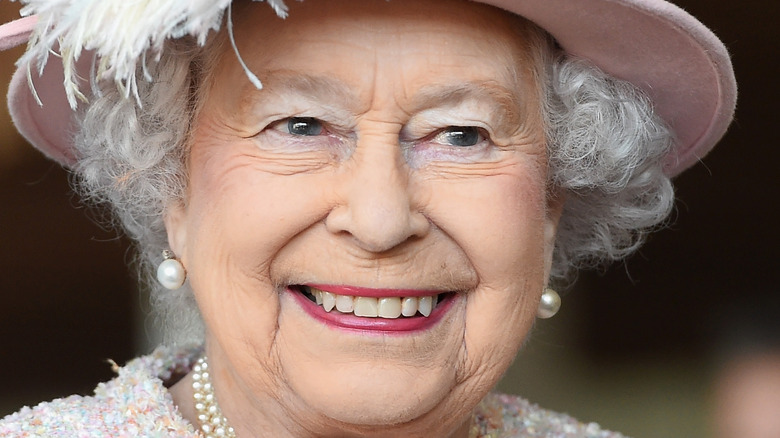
<box><xmin>192</xmin><ymin>356</ymin><xmax>237</xmax><ymax>438</ymax></box>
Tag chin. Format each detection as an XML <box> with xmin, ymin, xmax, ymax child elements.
<box><xmin>304</xmin><ymin>372</ymin><xmax>454</xmax><ymax>427</ymax></box>
<box><xmin>273</xmin><ymin>289</ymin><xmax>470</xmax><ymax>428</ymax></box>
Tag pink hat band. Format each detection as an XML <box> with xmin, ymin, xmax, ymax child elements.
<box><xmin>0</xmin><ymin>0</ymin><xmax>736</xmax><ymax>176</ymax></box>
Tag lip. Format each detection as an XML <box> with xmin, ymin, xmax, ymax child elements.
<box><xmin>288</xmin><ymin>286</ymin><xmax>456</xmax><ymax>333</ymax></box>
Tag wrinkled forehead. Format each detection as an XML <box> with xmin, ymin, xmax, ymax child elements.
<box><xmin>232</xmin><ymin>0</ymin><xmax>547</xmax><ymax>64</ymax></box>
<box><xmin>199</xmin><ymin>0</ymin><xmax>550</xmax><ymax>116</ymax></box>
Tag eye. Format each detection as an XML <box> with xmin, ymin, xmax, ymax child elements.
<box><xmin>432</xmin><ymin>126</ymin><xmax>484</xmax><ymax>147</ymax></box>
<box><xmin>271</xmin><ymin>117</ymin><xmax>324</xmax><ymax>136</ymax></box>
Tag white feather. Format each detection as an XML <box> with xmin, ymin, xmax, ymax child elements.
<box><xmin>15</xmin><ymin>0</ymin><xmax>288</xmax><ymax>108</ymax></box>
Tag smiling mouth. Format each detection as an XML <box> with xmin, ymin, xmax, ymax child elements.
<box><xmin>293</xmin><ymin>285</ymin><xmax>449</xmax><ymax>319</ymax></box>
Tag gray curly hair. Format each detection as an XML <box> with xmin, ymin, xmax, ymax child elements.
<box><xmin>72</xmin><ymin>20</ymin><xmax>673</xmax><ymax>346</ymax></box>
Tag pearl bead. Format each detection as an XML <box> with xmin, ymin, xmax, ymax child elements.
<box><xmin>156</xmin><ymin>258</ymin><xmax>186</xmax><ymax>289</ymax></box>
<box><xmin>192</xmin><ymin>356</ymin><xmax>237</xmax><ymax>438</ymax></box>
<box><xmin>537</xmin><ymin>288</ymin><xmax>562</xmax><ymax>319</ymax></box>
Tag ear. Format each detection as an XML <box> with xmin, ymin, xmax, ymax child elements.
<box><xmin>543</xmin><ymin>187</ymin><xmax>566</xmax><ymax>282</ymax></box>
<box><xmin>163</xmin><ymin>201</ymin><xmax>188</xmax><ymax>259</ymax></box>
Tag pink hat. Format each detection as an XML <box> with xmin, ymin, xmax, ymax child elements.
<box><xmin>0</xmin><ymin>0</ymin><xmax>736</xmax><ymax>176</ymax></box>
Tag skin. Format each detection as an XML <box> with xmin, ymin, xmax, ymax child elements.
<box><xmin>167</xmin><ymin>0</ymin><xmax>564</xmax><ymax>436</ymax></box>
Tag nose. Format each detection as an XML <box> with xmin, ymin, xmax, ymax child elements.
<box><xmin>325</xmin><ymin>136</ymin><xmax>430</xmax><ymax>253</ymax></box>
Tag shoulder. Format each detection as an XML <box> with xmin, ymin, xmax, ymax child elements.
<box><xmin>471</xmin><ymin>393</ymin><xmax>629</xmax><ymax>438</ymax></box>
<box><xmin>0</xmin><ymin>346</ymin><xmax>202</xmax><ymax>437</ymax></box>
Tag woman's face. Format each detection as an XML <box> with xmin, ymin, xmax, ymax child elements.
<box><xmin>167</xmin><ymin>0</ymin><xmax>561</xmax><ymax>435</ymax></box>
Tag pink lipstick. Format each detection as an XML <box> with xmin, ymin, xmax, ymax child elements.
<box><xmin>288</xmin><ymin>285</ymin><xmax>455</xmax><ymax>333</ymax></box>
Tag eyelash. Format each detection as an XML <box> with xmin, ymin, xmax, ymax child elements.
<box><xmin>268</xmin><ymin>117</ymin><xmax>328</xmax><ymax>137</ymax></box>
<box><xmin>261</xmin><ymin>117</ymin><xmax>495</xmax><ymax>165</ymax></box>
<box><xmin>269</xmin><ymin>117</ymin><xmax>488</xmax><ymax>144</ymax></box>
<box><xmin>425</xmin><ymin>126</ymin><xmax>488</xmax><ymax>148</ymax></box>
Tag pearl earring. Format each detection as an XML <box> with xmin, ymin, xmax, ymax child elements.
<box><xmin>157</xmin><ymin>250</ymin><xmax>186</xmax><ymax>290</ymax></box>
<box><xmin>537</xmin><ymin>288</ymin><xmax>561</xmax><ymax>319</ymax></box>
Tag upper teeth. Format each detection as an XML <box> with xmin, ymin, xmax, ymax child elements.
<box><xmin>310</xmin><ymin>287</ymin><xmax>439</xmax><ymax>318</ymax></box>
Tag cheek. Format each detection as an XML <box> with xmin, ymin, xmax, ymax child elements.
<box><xmin>185</xmin><ymin>149</ymin><xmax>334</xmax><ymax>268</ymax></box>
<box><xmin>425</xmin><ymin>167</ymin><xmax>547</xmax><ymax>283</ymax></box>
<box><xmin>423</xmin><ymin>165</ymin><xmax>548</xmax><ymax>384</ymax></box>
<box><xmin>181</xmin><ymin>146</ymin><xmax>338</xmax><ymax>348</ymax></box>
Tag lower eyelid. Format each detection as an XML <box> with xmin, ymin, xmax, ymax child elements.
<box><xmin>405</xmin><ymin>144</ymin><xmax>497</xmax><ymax>167</ymax></box>
<box><xmin>412</xmin><ymin>138</ymin><xmax>491</xmax><ymax>155</ymax></box>
<box><xmin>254</xmin><ymin>129</ymin><xmax>354</xmax><ymax>156</ymax></box>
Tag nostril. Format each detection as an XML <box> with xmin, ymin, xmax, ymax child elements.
<box><xmin>408</xmin><ymin>211</ymin><xmax>431</xmax><ymax>238</ymax></box>
<box><xmin>325</xmin><ymin>207</ymin><xmax>431</xmax><ymax>254</ymax></box>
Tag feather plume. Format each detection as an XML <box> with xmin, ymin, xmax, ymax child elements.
<box><xmin>14</xmin><ymin>0</ymin><xmax>288</xmax><ymax>108</ymax></box>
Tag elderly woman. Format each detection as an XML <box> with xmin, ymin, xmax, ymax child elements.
<box><xmin>0</xmin><ymin>0</ymin><xmax>735</xmax><ymax>436</ymax></box>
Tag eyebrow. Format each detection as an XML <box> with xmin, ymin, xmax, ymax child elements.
<box><xmin>245</xmin><ymin>73</ymin><xmax>526</xmax><ymax>129</ymax></box>
<box><xmin>247</xmin><ymin>72</ymin><xmax>359</xmax><ymax>111</ymax></box>
<box><xmin>410</xmin><ymin>82</ymin><xmax>526</xmax><ymax>129</ymax></box>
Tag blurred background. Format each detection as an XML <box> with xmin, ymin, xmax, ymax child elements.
<box><xmin>0</xmin><ymin>1</ymin><xmax>777</xmax><ymax>437</ymax></box>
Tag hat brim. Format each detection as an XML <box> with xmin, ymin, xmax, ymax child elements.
<box><xmin>1</xmin><ymin>0</ymin><xmax>736</xmax><ymax>175</ymax></box>
<box><xmin>484</xmin><ymin>0</ymin><xmax>736</xmax><ymax>175</ymax></box>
